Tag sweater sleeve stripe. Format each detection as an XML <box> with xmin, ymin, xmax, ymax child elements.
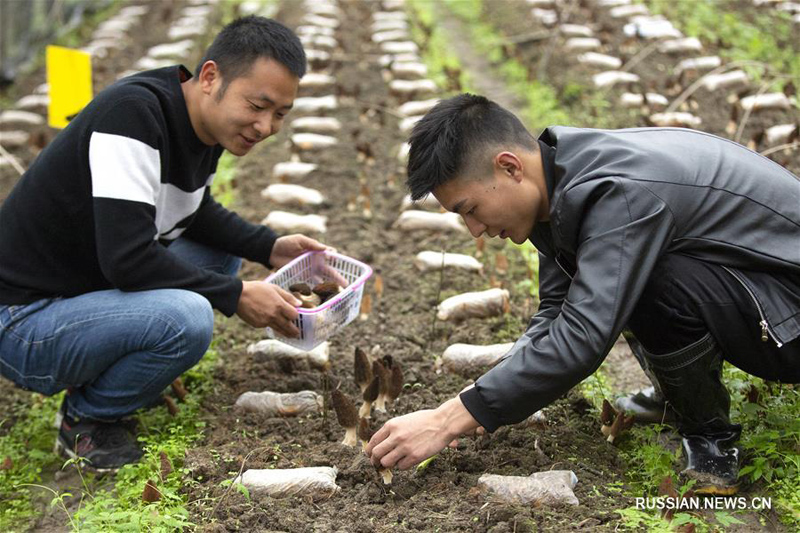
<box><xmin>155</xmin><ymin>182</ymin><xmax>207</xmax><ymax>239</ymax></box>
<box><xmin>89</xmin><ymin>131</ymin><xmax>160</xmax><ymax>205</ymax></box>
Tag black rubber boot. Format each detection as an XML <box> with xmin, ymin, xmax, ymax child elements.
<box><xmin>616</xmin><ymin>335</ymin><xmax>677</xmax><ymax>424</ymax></box>
<box><xmin>638</xmin><ymin>333</ymin><xmax>741</xmax><ymax>495</ymax></box>
<box><xmin>615</xmin><ymin>386</ymin><xmax>677</xmax><ymax>424</ymax></box>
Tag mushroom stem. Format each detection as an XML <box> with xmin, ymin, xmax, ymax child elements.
<box><xmin>374</xmin><ymin>395</ymin><xmax>387</xmax><ymax>412</ymax></box>
<box><xmin>342</xmin><ymin>426</ymin><xmax>358</xmax><ymax>447</ymax></box>
<box><xmin>359</xmin><ymin>400</ymin><xmax>373</xmax><ymax>419</ymax></box>
<box><xmin>379</xmin><ymin>468</ymin><xmax>393</xmax><ymax>485</ymax></box>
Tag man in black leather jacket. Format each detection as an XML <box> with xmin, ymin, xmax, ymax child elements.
<box><xmin>366</xmin><ymin>94</ymin><xmax>800</xmax><ymax>494</ymax></box>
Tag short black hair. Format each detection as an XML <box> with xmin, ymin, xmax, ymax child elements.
<box><xmin>195</xmin><ymin>16</ymin><xmax>306</xmax><ymax>93</ymax></box>
<box><xmin>406</xmin><ymin>94</ymin><xmax>537</xmax><ymax>201</ymax></box>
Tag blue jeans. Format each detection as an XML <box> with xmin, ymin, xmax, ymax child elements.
<box><xmin>0</xmin><ymin>238</ymin><xmax>241</xmax><ymax>421</ymax></box>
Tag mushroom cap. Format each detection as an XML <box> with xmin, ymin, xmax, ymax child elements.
<box><xmin>388</xmin><ymin>364</ymin><xmax>403</xmax><ymax>400</ymax></box>
<box><xmin>331</xmin><ymin>389</ymin><xmax>359</xmax><ymax>428</ymax></box>
<box><xmin>357</xmin><ymin>417</ymin><xmax>372</xmax><ymax>442</ymax></box>
<box><xmin>354</xmin><ymin>347</ymin><xmax>372</xmax><ymax>386</ymax></box>
<box><xmin>289</xmin><ymin>282</ymin><xmax>312</xmax><ymax>296</ymax></box>
<box><xmin>600</xmin><ymin>399</ymin><xmax>617</xmax><ymax>426</ymax></box>
<box><xmin>363</xmin><ymin>375</ymin><xmax>380</xmax><ymax>402</ymax></box>
<box><xmin>313</xmin><ymin>281</ymin><xmax>342</xmax><ymax>301</ymax></box>
<box><xmin>372</xmin><ymin>360</ymin><xmax>389</xmax><ymax>392</ymax></box>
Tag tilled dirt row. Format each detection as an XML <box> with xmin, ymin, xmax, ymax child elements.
<box><xmin>184</xmin><ymin>1</ymin><xmax>640</xmax><ymax>531</ymax></box>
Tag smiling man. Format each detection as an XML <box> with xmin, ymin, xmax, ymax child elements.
<box><xmin>0</xmin><ymin>16</ymin><xmax>325</xmax><ymax>471</ymax></box>
<box><xmin>366</xmin><ymin>94</ymin><xmax>800</xmax><ymax>494</ymax></box>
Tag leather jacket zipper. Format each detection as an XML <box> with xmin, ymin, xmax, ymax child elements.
<box><xmin>722</xmin><ymin>266</ymin><xmax>783</xmax><ymax>348</ymax></box>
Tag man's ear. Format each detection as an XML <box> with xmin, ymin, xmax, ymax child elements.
<box><xmin>198</xmin><ymin>61</ymin><xmax>220</xmax><ymax>95</ymax></box>
<box><xmin>495</xmin><ymin>151</ymin><xmax>523</xmax><ymax>182</ymax></box>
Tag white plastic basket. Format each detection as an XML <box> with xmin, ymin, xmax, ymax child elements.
<box><xmin>264</xmin><ymin>251</ymin><xmax>373</xmax><ymax>350</ymax></box>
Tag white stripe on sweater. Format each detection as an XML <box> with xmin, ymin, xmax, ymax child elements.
<box><xmin>89</xmin><ymin>132</ymin><xmax>160</xmax><ymax>205</ymax></box>
<box><xmin>154</xmin><ymin>182</ymin><xmax>206</xmax><ymax>239</ymax></box>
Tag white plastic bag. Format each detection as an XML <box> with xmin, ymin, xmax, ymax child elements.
<box><xmin>397</xmin><ymin>98</ymin><xmax>439</xmax><ymax>117</ymax></box>
<box><xmin>234</xmin><ymin>390</ymin><xmax>322</xmax><ymax>416</ymax></box>
<box><xmin>477</xmin><ymin>470</ymin><xmax>579</xmax><ymax>506</ymax></box>
<box><xmin>272</xmin><ymin>161</ymin><xmax>318</xmax><ymax>180</ymax></box>
<box><xmin>262</xmin><ymin>211</ymin><xmax>327</xmax><ymax>234</ymax></box>
<box><xmin>261</xmin><ymin>184</ymin><xmax>325</xmax><ymax>206</ymax></box>
<box><xmin>247</xmin><ymin>340</ymin><xmax>330</xmax><ymax>370</ymax></box>
<box><xmin>236</xmin><ymin>467</ymin><xmax>340</xmax><ymax>498</ymax></box>
<box><xmin>394</xmin><ymin>210</ymin><xmax>466</xmax><ymax>233</ymax></box>
<box><xmin>593</xmin><ymin>71</ymin><xmax>640</xmax><ymax>89</ymax></box>
<box><xmin>437</xmin><ymin>288</ymin><xmax>510</xmax><ymax>321</ymax></box>
<box><xmin>414</xmin><ymin>251</ymin><xmax>483</xmax><ymax>273</ymax></box>
<box><xmin>291</xmin><ymin>133</ymin><xmax>338</xmax><ymax>150</ymax></box>
<box><xmin>292</xmin><ymin>116</ymin><xmax>342</xmax><ymax>134</ymax></box>
<box><xmin>649</xmin><ymin>112</ymin><xmax>701</xmax><ymax>128</ymax></box>
<box><xmin>440</xmin><ymin>342</ymin><xmax>514</xmax><ymax>373</ymax></box>
<box><xmin>740</xmin><ymin>93</ymin><xmax>791</xmax><ymax>112</ymax></box>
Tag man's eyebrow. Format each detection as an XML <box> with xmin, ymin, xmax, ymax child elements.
<box><xmin>254</xmin><ymin>94</ymin><xmax>293</xmax><ymax>110</ymax></box>
<box><xmin>451</xmin><ymin>199</ymin><xmax>466</xmax><ymax>214</ymax></box>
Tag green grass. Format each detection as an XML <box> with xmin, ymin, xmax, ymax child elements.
<box><xmin>727</xmin><ymin>369</ymin><xmax>800</xmax><ymax>527</ymax></box>
<box><xmin>67</xmin><ymin>344</ymin><xmax>222</xmax><ymax>532</ymax></box>
<box><xmin>613</xmin><ymin>366</ymin><xmax>800</xmax><ymax>530</ymax></box>
<box><xmin>0</xmin><ymin>394</ymin><xmax>64</xmax><ymax>530</ymax></box>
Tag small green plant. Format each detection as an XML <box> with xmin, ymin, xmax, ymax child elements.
<box><xmin>725</xmin><ymin>367</ymin><xmax>800</xmax><ymax>527</ymax></box>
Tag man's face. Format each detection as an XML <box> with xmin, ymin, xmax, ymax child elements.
<box><xmin>200</xmin><ymin>57</ymin><xmax>298</xmax><ymax>156</ymax></box>
<box><xmin>432</xmin><ymin>152</ymin><xmax>540</xmax><ymax>245</ymax></box>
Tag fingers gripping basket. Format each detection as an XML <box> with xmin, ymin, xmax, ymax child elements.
<box><xmin>265</xmin><ymin>251</ymin><xmax>373</xmax><ymax>350</ymax></box>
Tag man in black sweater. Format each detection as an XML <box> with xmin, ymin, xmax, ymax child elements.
<box><xmin>0</xmin><ymin>17</ymin><xmax>325</xmax><ymax>471</ymax></box>
<box><xmin>366</xmin><ymin>94</ymin><xmax>800</xmax><ymax>495</ymax></box>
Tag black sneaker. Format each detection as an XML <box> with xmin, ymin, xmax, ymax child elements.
<box><xmin>55</xmin><ymin>410</ymin><xmax>144</xmax><ymax>473</ymax></box>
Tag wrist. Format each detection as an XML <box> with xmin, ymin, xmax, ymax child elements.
<box><xmin>436</xmin><ymin>396</ymin><xmax>479</xmax><ymax>438</ymax></box>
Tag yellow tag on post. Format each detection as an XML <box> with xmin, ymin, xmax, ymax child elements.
<box><xmin>46</xmin><ymin>45</ymin><xmax>93</xmax><ymax>129</ymax></box>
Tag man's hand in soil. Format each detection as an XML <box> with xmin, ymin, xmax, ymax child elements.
<box><xmin>236</xmin><ymin>281</ymin><xmax>301</xmax><ymax>336</ymax></box>
<box><xmin>365</xmin><ymin>395</ymin><xmax>480</xmax><ymax>470</ymax></box>
<box><xmin>269</xmin><ymin>234</ymin><xmax>330</xmax><ymax>269</ymax></box>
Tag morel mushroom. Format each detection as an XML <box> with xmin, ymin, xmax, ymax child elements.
<box><xmin>359</xmin><ymin>375</ymin><xmax>380</xmax><ymax>418</ymax></box>
<box><xmin>372</xmin><ymin>359</ymin><xmax>390</xmax><ymax>412</ymax></box>
<box><xmin>387</xmin><ymin>362</ymin><xmax>404</xmax><ymax>409</ymax></box>
<box><xmin>313</xmin><ymin>281</ymin><xmax>342</xmax><ymax>303</ymax></box>
<box><xmin>600</xmin><ymin>399</ymin><xmax>634</xmax><ymax>444</ymax></box>
<box><xmin>171</xmin><ymin>377</ymin><xmax>187</xmax><ymax>401</ymax></box>
<box><xmin>290</xmin><ymin>282</ymin><xmax>321</xmax><ymax>309</ymax></box>
<box><xmin>354</xmin><ymin>347</ymin><xmax>373</xmax><ymax>394</ymax></box>
<box><xmin>377</xmin><ymin>465</ymin><xmax>393</xmax><ymax>485</ymax></box>
<box><xmin>331</xmin><ymin>389</ymin><xmax>359</xmax><ymax>447</ymax></box>
<box><xmin>357</xmin><ymin>417</ymin><xmax>371</xmax><ymax>451</ymax></box>
<box><xmin>356</xmin><ymin>418</ymin><xmax>393</xmax><ymax>484</ymax></box>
